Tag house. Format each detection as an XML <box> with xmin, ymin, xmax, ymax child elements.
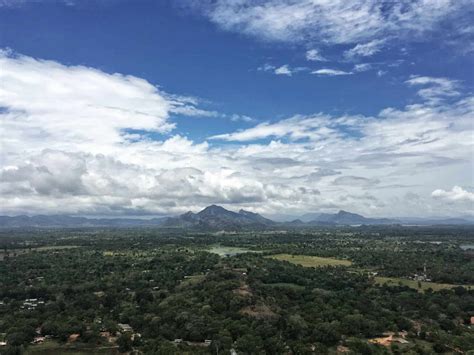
<box><xmin>118</xmin><ymin>323</ymin><xmax>133</xmax><ymax>333</ymax></box>
<box><xmin>470</xmin><ymin>316</ymin><xmax>474</xmax><ymax>325</ymax></box>
<box><xmin>32</xmin><ymin>336</ymin><xmax>45</xmax><ymax>344</ymax></box>
<box><xmin>173</xmin><ymin>338</ymin><xmax>183</xmax><ymax>344</ymax></box>
<box><xmin>0</xmin><ymin>341</ymin><xmax>7</xmax><ymax>346</ymax></box>
<box><xmin>68</xmin><ymin>333</ymin><xmax>80</xmax><ymax>343</ymax></box>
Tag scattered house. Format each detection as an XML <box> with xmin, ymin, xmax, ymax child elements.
<box><xmin>187</xmin><ymin>340</ymin><xmax>211</xmax><ymax>347</ymax></box>
<box><xmin>173</xmin><ymin>338</ymin><xmax>183</xmax><ymax>344</ymax></box>
<box><xmin>412</xmin><ymin>263</ymin><xmax>431</xmax><ymax>282</ymax></box>
<box><xmin>470</xmin><ymin>316</ymin><xmax>474</xmax><ymax>326</ymax></box>
<box><xmin>0</xmin><ymin>341</ymin><xmax>7</xmax><ymax>346</ymax></box>
<box><xmin>32</xmin><ymin>336</ymin><xmax>45</xmax><ymax>344</ymax></box>
<box><xmin>131</xmin><ymin>333</ymin><xmax>141</xmax><ymax>341</ymax></box>
<box><xmin>204</xmin><ymin>339</ymin><xmax>212</xmax><ymax>346</ymax></box>
<box><xmin>230</xmin><ymin>349</ymin><xmax>238</xmax><ymax>355</ymax></box>
<box><xmin>336</xmin><ymin>345</ymin><xmax>350</xmax><ymax>353</ymax></box>
<box><xmin>22</xmin><ymin>298</ymin><xmax>44</xmax><ymax>310</ymax></box>
<box><xmin>100</xmin><ymin>331</ymin><xmax>117</xmax><ymax>344</ymax></box>
<box><xmin>118</xmin><ymin>323</ymin><xmax>133</xmax><ymax>333</ymax></box>
<box><xmin>68</xmin><ymin>333</ymin><xmax>80</xmax><ymax>343</ymax></box>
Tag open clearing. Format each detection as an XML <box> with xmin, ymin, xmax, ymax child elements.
<box><xmin>25</xmin><ymin>339</ymin><xmax>118</xmax><ymax>354</ymax></box>
<box><xmin>267</xmin><ymin>254</ymin><xmax>352</xmax><ymax>267</ymax></box>
<box><xmin>374</xmin><ymin>276</ymin><xmax>474</xmax><ymax>292</ymax></box>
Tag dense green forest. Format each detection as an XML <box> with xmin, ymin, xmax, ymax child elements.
<box><xmin>0</xmin><ymin>227</ymin><xmax>473</xmax><ymax>354</ymax></box>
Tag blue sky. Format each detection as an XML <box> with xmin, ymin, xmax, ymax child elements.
<box><xmin>0</xmin><ymin>0</ymin><xmax>473</xmax><ymax>218</ymax></box>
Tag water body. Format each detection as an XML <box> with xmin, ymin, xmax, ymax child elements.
<box><xmin>460</xmin><ymin>244</ymin><xmax>474</xmax><ymax>250</ymax></box>
<box><xmin>207</xmin><ymin>245</ymin><xmax>258</xmax><ymax>257</ymax></box>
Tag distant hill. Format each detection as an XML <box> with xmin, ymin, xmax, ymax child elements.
<box><xmin>305</xmin><ymin>210</ymin><xmax>399</xmax><ymax>226</ymax></box>
<box><xmin>161</xmin><ymin>205</ymin><xmax>275</xmax><ymax>230</ymax></box>
<box><xmin>397</xmin><ymin>217</ymin><xmax>474</xmax><ymax>225</ymax></box>
<box><xmin>0</xmin><ymin>206</ymin><xmax>472</xmax><ymax>228</ymax></box>
<box><xmin>0</xmin><ymin>215</ymin><xmax>166</xmax><ymax>228</ymax></box>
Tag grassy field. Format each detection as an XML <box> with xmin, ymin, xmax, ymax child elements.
<box><xmin>374</xmin><ymin>276</ymin><xmax>474</xmax><ymax>292</ymax></box>
<box><xmin>25</xmin><ymin>339</ymin><xmax>118</xmax><ymax>354</ymax></box>
<box><xmin>267</xmin><ymin>254</ymin><xmax>352</xmax><ymax>267</ymax></box>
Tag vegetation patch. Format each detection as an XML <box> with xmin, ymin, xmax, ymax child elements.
<box><xmin>240</xmin><ymin>304</ymin><xmax>277</xmax><ymax>319</ymax></box>
<box><xmin>262</xmin><ymin>283</ymin><xmax>305</xmax><ymax>291</ymax></box>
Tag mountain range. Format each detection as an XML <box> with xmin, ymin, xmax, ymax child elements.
<box><xmin>0</xmin><ymin>205</ymin><xmax>472</xmax><ymax>229</ymax></box>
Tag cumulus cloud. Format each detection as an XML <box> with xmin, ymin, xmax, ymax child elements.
<box><xmin>0</xmin><ymin>49</ymin><xmax>217</xmax><ymax>156</ymax></box>
<box><xmin>432</xmin><ymin>186</ymin><xmax>474</xmax><ymax>202</ymax></box>
<box><xmin>1</xmin><ymin>50</ymin><xmax>473</xmax><ymax>218</ymax></box>
<box><xmin>306</xmin><ymin>49</ymin><xmax>326</xmax><ymax>61</ymax></box>
<box><xmin>209</xmin><ymin>77</ymin><xmax>473</xmax><ymax>217</ymax></box>
<box><xmin>186</xmin><ymin>0</ymin><xmax>471</xmax><ymax>46</ymax></box>
<box><xmin>312</xmin><ymin>68</ymin><xmax>352</xmax><ymax>76</ymax></box>
<box><xmin>274</xmin><ymin>64</ymin><xmax>292</xmax><ymax>76</ymax></box>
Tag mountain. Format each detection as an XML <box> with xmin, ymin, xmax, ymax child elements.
<box><xmin>1</xmin><ymin>207</ymin><xmax>472</xmax><ymax>229</ymax></box>
<box><xmin>162</xmin><ymin>205</ymin><xmax>275</xmax><ymax>230</ymax></box>
<box><xmin>299</xmin><ymin>212</ymin><xmax>334</xmax><ymax>223</ymax></box>
<box><xmin>304</xmin><ymin>210</ymin><xmax>399</xmax><ymax>225</ymax></box>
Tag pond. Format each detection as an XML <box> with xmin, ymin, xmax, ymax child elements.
<box><xmin>207</xmin><ymin>245</ymin><xmax>258</xmax><ymax>257</ymax></box>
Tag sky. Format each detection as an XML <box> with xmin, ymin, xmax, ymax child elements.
<box><xmin>0</xmin><ymin>0</ymin><xmax>473</xmax><ymax>219</ymax></box>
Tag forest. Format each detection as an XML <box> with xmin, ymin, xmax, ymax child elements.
<box><xmin>0</xmin><ymin>226</ymin><xmax>473</xmax><ymax>354</ymax></box>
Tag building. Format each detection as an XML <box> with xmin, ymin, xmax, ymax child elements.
<box><xmin>118</xmin><ymin>323</ymin><xmax>133</xmax><ymax>333</ymax></box>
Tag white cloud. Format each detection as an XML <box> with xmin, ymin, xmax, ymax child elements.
<box><xmin>406</xmin><ymin>75</ymin><xmax>460</xmax><ymax>103</ymax></box>
<box><xmin>0</xmin><ymin>49</ymin><xmax>220</xmax><ymax>158</ymax></box>
<box><xmin>306</xmin><ymin>49</ymin><xmax>326</xmax><ymax>61</ymax></box>
<box><xmin>188</xmin><ymin>0</ymin><xmax>470</xmax><ymax>46</ymax></box>
<box><xmin>274</xmin><ymin>64</ymin><xmax>292</xmax><ymax>76</ymax></box>
<box><xmin>230</xmin><ymin>114</ymin><xmax>255</xmax><ymax>123</ymax></box>
<box><xmin>259</xmin><ymin>63</ymin><xmax>308</xmax><ymax>76</ymax></box>
<box><xmin>432</xmin><ymin>186</ymin><xmax>474</xmax><ymax>202</ymax></box>
<box><xmin>257</xmin><ymin>63</ymin><xmax>276</xmax><ymax>72</ymax></box>
<box><xmin>209</xmin><ymin>78</ymin><xmax>473</xmax><ymax>217</ymax></box>
<box><xmin>1</xmin><ymin>51</ymin><xmax>472</xmax><ymax>217</ymax></box>
<box><xmin>344</xmin><ymin>39</ymin><xmax>385</xmax><ymax>59</ymax></box>
<box><xmin>312</xmin><ymin>68</ymin><xmax>352</xmax><ymax>76</ymax></box>
<box><xmin>353</xmin><ymin>63</ymin><xmax>372</xmax><ymax>72</ymax></box>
